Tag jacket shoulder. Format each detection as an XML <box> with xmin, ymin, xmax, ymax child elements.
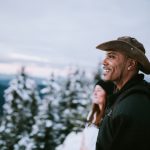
<box><xmin>113</xmin><ymin>92</ymin><xmax>150</xmax><ymax>121</ymax></box>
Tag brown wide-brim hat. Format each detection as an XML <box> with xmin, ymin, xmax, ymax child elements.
<box><xmin>96</xmin><ymin>36</ymin><xmax>150</xmax><ymax>74</ymax></box>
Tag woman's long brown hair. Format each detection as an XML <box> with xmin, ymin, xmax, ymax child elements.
<box><xmin>87</xmin><ymin>103</ymin><xmax>105</xmax><ymax>126</ymax></box>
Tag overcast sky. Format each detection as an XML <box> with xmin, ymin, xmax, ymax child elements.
<box><xmin>0</xmin><ymin>0</ymin><xmax>150</xmax><ymax>77</ymax></box>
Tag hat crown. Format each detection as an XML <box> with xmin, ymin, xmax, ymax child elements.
<box><xmin>117</xmin><ymin>36</ymin><xmax>145</xmax><ymax>54</ymax></box>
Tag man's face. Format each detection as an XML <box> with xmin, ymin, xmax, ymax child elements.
<box><xmin>101</xmin><ymin>51</ymin><xmax>128</xmax><ymax>83</ymax></box>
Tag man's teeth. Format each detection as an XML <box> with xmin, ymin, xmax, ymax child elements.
<box><xmin>104</xmin><ymin>69</ymin><xmax>110</xmax><ymax>72</ymax></box>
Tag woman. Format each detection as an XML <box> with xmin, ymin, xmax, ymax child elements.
<box><xmin>80</xmin><ymin>80</ymin><xmax>114</xmax><ymax>150</ymax></box>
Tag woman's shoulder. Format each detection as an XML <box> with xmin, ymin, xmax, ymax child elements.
<box><xmin>83</xmin><ymin>124</ymin><xmax>99</xmax><ymax>138</ymax></box>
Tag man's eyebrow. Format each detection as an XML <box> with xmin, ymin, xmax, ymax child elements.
<box><xmin>107</xmin><ymin>51</ymin><xmax>117</xmax><ymax>55</ymax></box>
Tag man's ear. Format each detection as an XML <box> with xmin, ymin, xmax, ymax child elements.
<box><xmin>127</xmin><ymin>59</ymin><xmax>138</xmax><ymax>71</ymax></box>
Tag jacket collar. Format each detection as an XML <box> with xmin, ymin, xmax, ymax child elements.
<box><xmin>117</xmin><ymin>73</ymin><xmax>144</xmax><ymax>94</ymax></box>
<box><xmin>107</xmin><ymin>74</ymin><xmax>145</xmax><ymax>108</ymax></box>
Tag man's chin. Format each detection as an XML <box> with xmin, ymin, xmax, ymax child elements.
<box><xmin>101</xmin><ymin>74</ymin><xmax>110</xmax><ymax>81</ymax></box>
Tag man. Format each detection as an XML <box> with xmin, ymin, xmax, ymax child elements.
<box><xmin>95</xmin><ymin>36</ymin><xmax>150</xmax><ymax>150</ymax></box>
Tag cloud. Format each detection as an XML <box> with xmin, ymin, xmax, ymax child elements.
<box><xmin>0</xmin><ymin>0</ymin><xmax>149</xmax><ymax>77</ymax></box>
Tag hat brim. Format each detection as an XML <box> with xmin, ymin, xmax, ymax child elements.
<box><xmin>96</xmin><ymin>40</ymin><xmax>150</xmax><ymax>74</ymax></box>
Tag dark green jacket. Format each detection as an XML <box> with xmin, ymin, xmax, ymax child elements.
<box><xmin>96</xmin><ymin>74</ymin><xmax>150</xmax><ymax>150</ymax></box>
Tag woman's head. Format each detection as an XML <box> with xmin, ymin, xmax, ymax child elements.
<box><xmin>87</xmin><ymin>80</ymin><xmax>114</xmax><ymax>125</ymax></box>
<box><xmin>93</xmin><ymin>80</ymin><xmax>114</xmax><ymax>105</ymax></box>
<box><xmin>95</xmin><ymin>80</ymin><xmax>114</xmax><ymax>95</ymax></box>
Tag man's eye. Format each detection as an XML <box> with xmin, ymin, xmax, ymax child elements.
<box><xmin>108</xmin><ymin>55</ymin><xmax>115</xmax><ymax>59</ymax></box>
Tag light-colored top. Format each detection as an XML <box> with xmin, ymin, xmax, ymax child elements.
<box><xmin>80</xmin><ymin>124</ymin><xmax>99</xmax><ymax>150</ymax></box>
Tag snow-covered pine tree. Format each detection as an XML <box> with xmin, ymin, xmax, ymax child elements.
<box><xmin>0</xmin><ymin>67</ymin><xmax>40</xmax><ymax>150</ymax></box>
<box><xmin>30</xmin><ymin>73</ymin><xmax>61</xmax><ymax>150</ymax></box>
<box><xmin>93</xmin><ymin>61</ymin><xmax>103</xmax><ymax>82</ymax></box>
<box><xmin>56</xmin><ymin>69</ymin><xmax>93</xmax><ymax>145</ymax></box>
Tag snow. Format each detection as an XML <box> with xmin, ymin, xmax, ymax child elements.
<box><xmin>56</xmin><ymin>125</ymin><xmax>99</xmax><ymax>150</ymax></box>
<box><xmin>0</xmin><ymin>67</ymin><xmax>94</xmax><ymax>149</ymax></box>
<box><xmin>46</xmin><ymin>120</ymin><xmax>53</xmax><ymax>127</ymax></box>
<box><xmin>56</xmin><ymin>132</ymin><xmax>83</xmax><ymax>150</ymax></box>
<box><xmin>14</xmin><ymin>136</ymin><xmax>35</xmax><ymax>150</ymax></box>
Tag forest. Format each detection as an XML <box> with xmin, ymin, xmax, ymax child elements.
<box><xmin>0</xmin><ymin>67</ymin><xmax>99</xmax><ymax>150</ymax></box>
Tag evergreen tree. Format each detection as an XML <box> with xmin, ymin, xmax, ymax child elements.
<box><xmin>30</xmin><ymin>73</ymin><xmax>60</xmax><ymax>150</ymax></box>
<box><xmin>0</xmin><ymin>67</ymin><xmax>40</xmax><ymax>150</ymax></box>
<box><xmin>56</xmin><ymin>69</ymin><xmax>93</xmax><ymax>144</ymax></box>
<box><xmin>94</xmin><ymin>62</ymin><xmax>103</xmax><ymax>82</ymax></box>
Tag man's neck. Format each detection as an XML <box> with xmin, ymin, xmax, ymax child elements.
<box><xmin>115</xmin><ymin>72</ymin><xmax>138</xmax><ymax>90</ymax></box>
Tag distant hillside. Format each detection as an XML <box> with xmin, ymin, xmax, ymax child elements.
<box><xmin>0</xmin><ymin>74</ymin><xmax>12</xmax><ymax>115</ymax></box>
<box><xmin>0</xmin><ymin>74</ymin><xmax>45</xmax><ymax>116</ymax></box>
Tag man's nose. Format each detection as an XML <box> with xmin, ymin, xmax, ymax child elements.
<box><xmin>102</xmin><ymin>57</ymin><xmax>108</xmax><ymax>66</ymax></box>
